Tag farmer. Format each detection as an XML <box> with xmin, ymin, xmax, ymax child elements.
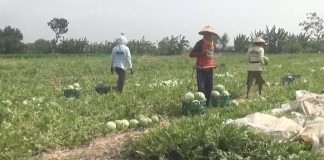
<box><xmin>111</xmin><ymin>33</ymin><xmax>133</xmax><ymax>93</ymax></box>
<box><xmin>246</xmin><ymin>37</ymin><xmax>266</xmax><ymax>98</ymax></box>
<box><xmin>190</xmin><ymin>26</ymin><xmax>217</xmax><ymax>106</ymax></box>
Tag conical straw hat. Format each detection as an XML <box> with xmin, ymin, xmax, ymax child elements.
<box><xmin>198</xmin><ymin>26</ymin><xmax>216</xmax><ymax>35</ymax></box>
<box><xmin>252</xmin><ymin>37</ymin><xmax>265</xmax><ymax>43</ymax></box>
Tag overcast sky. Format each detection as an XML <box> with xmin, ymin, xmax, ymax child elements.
<box><xmin>0</xmin><ymin>0</ymin><xmax>323</xmax><ymax>46</ymax></box>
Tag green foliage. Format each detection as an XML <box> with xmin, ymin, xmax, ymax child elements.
<box><xmin>123</xmin><ymin>116</ymin><xmax>319</xmax><ymax>160</ymax></box>
<box><xmin>26</xmin><ymin>39</ymin><xmax>52</xmax><ymax>54</ymax></box>
<box><xmin>0</xmin><ymin>54</ymin><xmax>324</xmax><ymax>159</ymax></box>
<box><xmin>283</xmin><ymin>34</ymin><xmax>303</xmax><ymax>53</ymax></box>
<box><xmin>264</xmin><ymin>25</ymin><xmax>289</xmax><ymax>54</ymax></box>
<box><xmin>250</xmin><ymin>29</ymin><xmax>264</xmax><ymax>41</ymax></box>
<box><xmin>299</xmin><ymin>12</ymin><xmax>324</xmax><ymax>51</ymax></box>
<box><xmin>127</xmin><ymin>36</ymin><xmax>157</xmax><ymax>54</ymax></box>
<box><xmin>157</xmin><ymin>35</ymin><xmax>189</xmax><ymax>55</ymax></box>
<box><xmin>84</xmin><ymin>40</ymin><xmax>116</xmax><ymax>54</ymax></box>
<box><xmin>56</xmin><ymin>37</ymin><xmax>88</xmax><ymax>54</ymax></box>
<box><xmin>234</xmin><ymin>34</ymin><xmax>250</xmax><ymax>53</ymax></box>
<box><xmin>47</xmin><ymin>17</ymin><xmax>69</xmax><ymax>52</ymax></box>
<box><xmin>219</xmin><ymin>33</ymin><xmax>229</xmax><ymax>51</ymax></box>
<box><xmin>0</xmin><ymin>26</ymin><xmax>25</xmax><ymax>54</ymax></box>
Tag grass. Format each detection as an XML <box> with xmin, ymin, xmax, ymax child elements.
<box><xmin>0</xmin><ymin>53</ymin><xmax>323</xmax><ymax>159</ymax></box>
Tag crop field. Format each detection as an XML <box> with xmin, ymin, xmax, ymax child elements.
<box><xmin>1</xmin><ymin>53</ymin><xmax>324</xmax><ymax>159</ymax></box>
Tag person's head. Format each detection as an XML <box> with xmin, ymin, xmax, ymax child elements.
<box><xmin>199</xmin><ymin>26</ymin><xmax>216</xmax><ymax>42</ymax></box>
<box><xmin>116</xmin><ymin>34</ymin><xmax>128</xmax><ymax>45</ymax></box>
<box><xmin>252</xmin><ymin>37</ymin><xmax>265</xmax><ymax>46</ymax></box>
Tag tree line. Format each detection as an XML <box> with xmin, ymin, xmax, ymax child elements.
<box><xmin>1</xmin><ymin>12</ymin><xmax>324</xmax><ymax>54</ymax></box>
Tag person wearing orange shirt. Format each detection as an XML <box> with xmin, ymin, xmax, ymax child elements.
<box><xmin>190</xmin><ymin>26</ymin><xmax>217</xmax><ymax>106</ymax></box>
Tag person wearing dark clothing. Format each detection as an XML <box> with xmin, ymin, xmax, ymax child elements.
<box><xmin>190</xmin><ymin>26</ymin><xmax>217</xmax><ymax>106</ymax></box>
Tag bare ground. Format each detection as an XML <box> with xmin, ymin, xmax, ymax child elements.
<box><xmin>38</xmin><ymin>120</ymin><xmax>170</xmax><ymax>160</ymax></box>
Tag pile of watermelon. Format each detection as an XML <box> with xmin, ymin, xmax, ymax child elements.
<box><xmin>182</xmin><ymin>92</ymin><xmax>207</xmax><ymax>115</ymax></box>
<box><xmin>63</xmin><ymin>83</ymin><xmax>81</xmax><ymax>99</ymax></box>
<box><xmin>106</xmin><ymin>115</ymin><xmax>159</xmax><ymax>132</ymax></box>
<box><xmin>211</xmin><ymin>84</ymin><xmax>231</xmax><ymax>107</ymax></box>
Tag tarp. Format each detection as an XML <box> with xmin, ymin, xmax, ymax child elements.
<box><xmin>227</xmin><ymin>90</ymin><xmax>324</xmax><ymax>152</ymax></box>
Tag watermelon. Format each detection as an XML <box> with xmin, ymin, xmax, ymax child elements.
<box><xmin>139</xmin><ymin>117</ymin><xmax>149</xmax><ymax>127</ymax></box>
<box><xmin>73</xmin><ymin>83</ymin><xmax>80</xmax><ymax>89</ymax></box>
<box><xmin>221</xmin><ymin>90</ymin><xmax>230</xmax><ymax>96</ymax></box>
<box><xmin>263</xmin><ymin>56</ymin><xmax>269</xmax><ymax>65</ymax></box>
<box><xmin>215</xmin><ymin>85</ymin><xmax>225</xmax><ymax>92</ymax></box>
<box><xmin>106</xmin><ymin>121</ymin><xmax>116</xmax><ymax>131</ymax></box>
<box><xmin>183</xmin><ymin>92</ymin><xmax>194</xmax><ymax>103</ymax></box>
<box><xmin>120</xmin><ymin>119</ymin><xmax>129</xmax><ymax>129</ymax></box>
<box><xmin>115</xmin><ymin>120</ymin><xmax>123</xmax><ymax>130</ymax></box>
<box><xmin>194</xmin><ymin>92</ymin><xmax>206</xmax><ymax>101</ymax></box>
<box><xmin>151</xmin><ymin>115</ymin><xmax>159</xmax><ymax>123</ymax></box>
<box><xmin>129</xmin><ymin>119</ymin><xmax>139</xmax><ymax>128</ymax></box>
<box><xmin>67</xmin><ymin>85</ymin><xmax>74</xmax><ymax>89</ymax></box>
<box><xmin>211</xmin><ymin>91</ymin><xmax>221</xmax><ymax>97</ymax></box>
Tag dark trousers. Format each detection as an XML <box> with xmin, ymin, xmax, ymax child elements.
<box><xmin>114</xmin><ymin>67</ymin><xmax>126</xmax><ymax>92</ymax></box>
<box><xmin>196</xmin><ymin>69</ymin><xmax>213</xmax><ymax>106</ymax></box>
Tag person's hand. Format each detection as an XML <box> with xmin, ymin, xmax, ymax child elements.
<box><xmin>111</xmin><ymin>67</ymin><xmax>114</xmax><ymax>74</ymax></box>
<box><xmin>130</xmin><ymin>68</ymin><xmax>134</xmax><ymax>75</ymax></box>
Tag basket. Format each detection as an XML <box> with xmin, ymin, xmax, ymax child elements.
<box><xmin>95</xmin><ymin>84</ymin><xmax>111</xmax><ymax>94</ymax></box>
<box><xmin>219</xmin><ymin>95</ymin><xmax>230</xmax><ymax>107</ymax></box>
<box><xmin>182</xmin><ymin>100</ymin><xmax>206</xmax><ymax>115</ymax></box>
<box><xmin>211</xmin><ymin>96</ymin><xmax>220</xmax><ymax>107</ymax></box>
<box><xmin>63</xmin><ymin>88</ymin><xmax>81</xmax><ymax>99</ymax></box>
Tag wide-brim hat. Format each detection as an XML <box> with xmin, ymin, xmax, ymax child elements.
<box><xmin>198</xmin><ymin>26</ymin><xmax>216</xmax><ymax>36</ymax></box>
<box><xmin>252</xmin><ymin>37</ymin><xmax>266</xmax><ymax>43</ymax></box>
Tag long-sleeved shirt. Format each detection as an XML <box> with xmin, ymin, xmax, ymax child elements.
<box><xmin>111</xmin><ymin>36</ymin><xmax>132</xmax><ymax>70</ymax></box>
<box><xmin>190</xmin><ymin>39</ymin><xmax>215</xmax><ymax>69</ymax></box>
<box><xmin>247</xmin><ymin>46</ymin><xmax>264</xmax><ymax>71</ymax></box>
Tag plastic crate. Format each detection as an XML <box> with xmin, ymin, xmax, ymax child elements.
<box><xmin>95</xmin><ymin>85</ymin><xmax>111</xmax><ymax>94</ymax></box>
<box><xmin>182</xmin><ymin>100</ymin><xmax>206</xmax><ymax>115</ymax></box>
<box><xmin>211</xmin><ymin>96</ymin><xmax>220</xmax><ymax>107</ymax></box>
<box><xmin>219</xmin><ymin>95</ymin><xmax>230</xmax><ymax>107</ymax></box>
<box><xmin>63</xmin><ymin>89</ymin><xmax>81</xmax><ymax>99</ymax></box>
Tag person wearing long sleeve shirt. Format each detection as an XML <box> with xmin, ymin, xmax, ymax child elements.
<box><xmin>111</xmin><ymin>34</ymin><xmax>133</xmax><ymax>93</ymax></box>
<box><xmin>246</xmin><ymin>37</ymin><xmax>266</xmax><ymax>98</ymax></box>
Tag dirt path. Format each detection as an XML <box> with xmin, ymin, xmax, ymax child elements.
<box><xmin>38</xmin><ymin>120</ymin><xmax>170</xmax><ymax>160</ymax></box>
<box><xmin>39</xmin><ymin>130</ymin><xmax>143</xmax><ymax>160</ymax></box>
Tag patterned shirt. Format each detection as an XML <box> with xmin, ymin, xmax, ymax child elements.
<box><xmin>190</xmin><ymin>39</ymin><xmax>215</xmax><ymax>69</ymax></box>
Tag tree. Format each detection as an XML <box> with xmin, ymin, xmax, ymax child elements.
<box><xmin>299</xmin><ymin>12</ymin><xmax>324</xmax><ymax>51</ymax></box>
<box><xmin>176</xmin><ymin>35</ymin><xmax>190</xmax><ymax>54</ymax></box>
<box><xmin>263</xmin><ymin>25</ymin><xmax>288</xmax><ymax>53</ymax></box>
<box><xmin>157</xmin><ymin>35</ymin><xmax>189</xmax><ymax>55</ymax></box>
<box><xmin>0</xmin><ymin>26</ymin><xmax>24</xmax><ymax>54</ymax></box>
<box><xmin>31</xmin><ymin>39</ymin><xmax>52</xmax><ymax>54</ymax></box>
<box><xmin>0</xmin><ymin>29</ymin><xmax>3</xmax><ymax>53</ymax></box>
<box><xmin>47</xmin><ymin>17</ymin><xmax>69</xmax><ymax>52</ymax></box>
<box><xmin>234</xmin><ymin>34</ymin><xmax>250</xmax><ymax>53</ymax></box>
<box><xmin>220</xmin><ymin>33</ymin><xmax>229</xmax><ymax>51</ymax></box>
<box><xmin>283</xmin><ymin>34</ymin><xmax>303</xmax><ymax>53</ymax></box>
<box><xmin>250</xmin><ymin>29</ymin><xmax>264</xmax><ymax>41</ymax></box>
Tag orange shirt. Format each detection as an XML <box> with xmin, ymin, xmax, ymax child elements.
<box><xmin>190</xmin><ymin>39</ymin><xmax>215</xmax><ymax>69</ymax></box>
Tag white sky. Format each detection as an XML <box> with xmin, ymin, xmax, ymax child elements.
<box><xmin>0</xmin><ymin>0</ymin><xmax>323</xmax><ymax>46</ymax></box>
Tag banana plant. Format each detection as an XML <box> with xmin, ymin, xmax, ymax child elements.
<box><xmin>234</xmin><ymin>34</ymin><xmax>250</xmax><ymax>53</ymax></box>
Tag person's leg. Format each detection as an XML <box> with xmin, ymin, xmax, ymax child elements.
<box><xmin>256</xmin><ymin>71</ymin><xmax>264</xmax><ymax>96</ymax></box>
<box><xmin>258</xmin><ymin>84</ymin><xmax>262</xmax><ymax>95</ymax></box>
<box><xmin>205</xmin><ymin>69</ymin><xmax>213</xmax><ymax>106</ymax></box>
<box><xmin>115</xmin><ymin>67</ymin><xmax>126</xmax><ymax>93</ymax></box>
<box><xmin>196</xmin><ymin>69</ymin><xmax>205</xmax><ymax>92</ymax></box>
<box><xmin>246</xmin><ymin>71</ymin><xmax>253</xmax><ymax>98</ymax></box>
